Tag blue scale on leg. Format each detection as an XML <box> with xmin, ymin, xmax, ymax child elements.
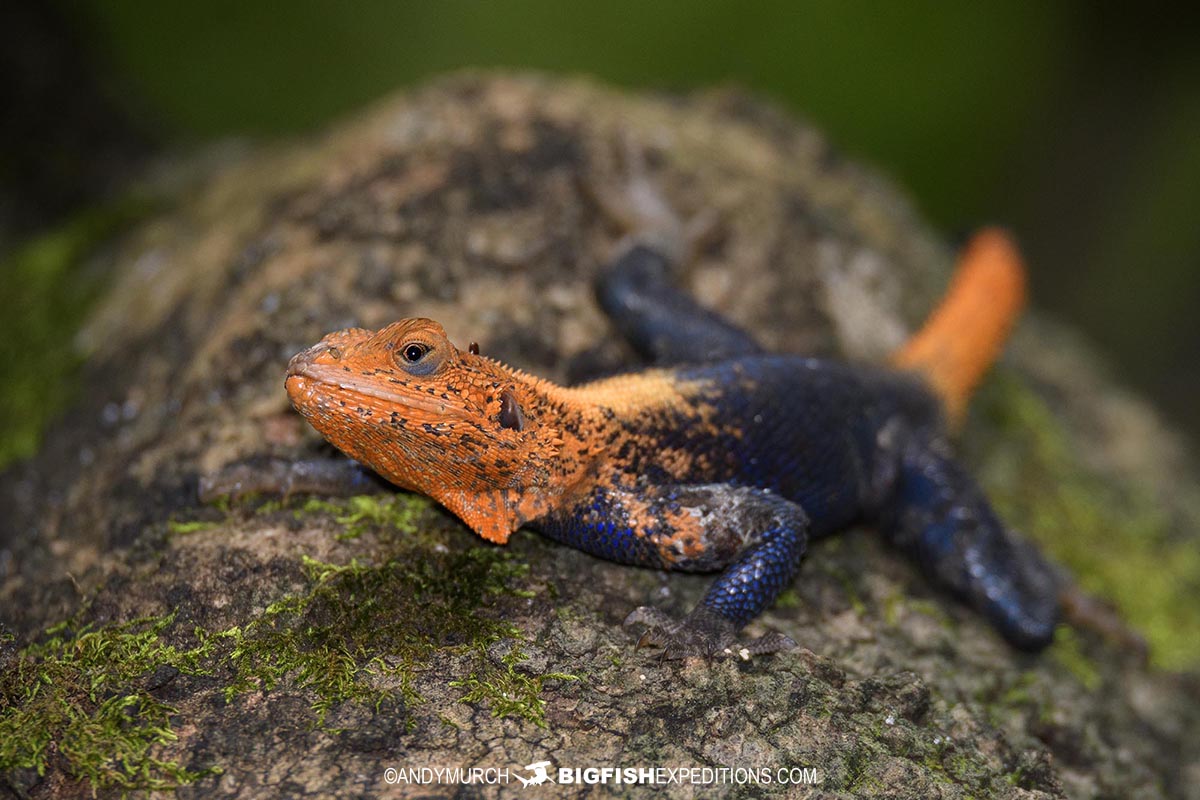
<box><xmin>699</xmin><ymin>514</ymin><xmax>808</xmax><ymax>628</ymax></box>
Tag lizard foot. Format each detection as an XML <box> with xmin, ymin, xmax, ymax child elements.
<box><xmin>584</xmin><ymin>138</ymin><xmax>719</xmax><ymax>266</ymax></box>
<box><xmin>624</xmin><ymin>606</ymin><xmax>796</xmax><ymax>660</ymax></box>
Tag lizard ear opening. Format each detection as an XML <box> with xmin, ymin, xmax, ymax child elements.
<box><xmin>499</xmin><ymin>389</ymin><xmax>525</xmax><ymax>431</ymax></box>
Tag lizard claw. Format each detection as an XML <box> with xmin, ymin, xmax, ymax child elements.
<box><xmin>624</xmin><ymin>606</ymin><xmax>795</xmax><ymax>659</ymax></box>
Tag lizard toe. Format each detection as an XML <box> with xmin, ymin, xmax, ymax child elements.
<box><xmin>740</xmin><ymin>632</ymin><xmax>797</xmax><ymax>657</ymax></box>
<box><xmin>624</xmin><ymin>605</ymin><xmax>792</xmax><ymax>659</ymax></box>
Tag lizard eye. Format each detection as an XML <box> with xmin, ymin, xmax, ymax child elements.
<box><xmin>394</xmin><ymin>340</ymin><xmax>442</xmax><ymax>376</ymax></box>
<box><xmin>401</xmin><ymin>343</ymin><xmax>429</xmax><ymax>363</ymax></box>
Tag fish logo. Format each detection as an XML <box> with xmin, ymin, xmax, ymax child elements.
<box><xmin>515</xmin><ymin>760</ymin><xmax>554</xmax><ymax>787</ymax></box>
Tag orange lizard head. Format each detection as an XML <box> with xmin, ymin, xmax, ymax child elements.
<box><xmin>285</xmin><ymin>318</ymin><xmax>579</xmax><ymax>543</ymax></box>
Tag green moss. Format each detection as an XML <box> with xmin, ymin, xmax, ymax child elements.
<box><xmin>251</xmin><ymin>497</ymin><xmax>284</xmax><ymax>515</ymax></box>
<box><xmin>840</xmin><ymin>739</ymin><xmax>887</xmax><ymax>793</ymax></box>
<box><xmin>881</xmin><ymin>589</ymin><xmax>954</xmax><ymax>632</ymax></box>
<box><xmin>0</xmin><ymin>611</ymin><xmax>221</xmax><ymax>793</ymax></box>
<box><xmin>995</xmin><ymin>671</ymin><xmax>1037</xmax><ymax>710</ymax></box>
<box><xmin>0</xmin><ymin>198</ymin><xmax>153</xmax><ymax>468</ymax></box>
<box><xmin>772</xmin><ymin>588</ymin><xmax>801</xmax><ymax>610</ymax></box>
<box><xmin>972</xmin><ymin>372</ymin><xmax>1200</xmax><ymax>669</ymax></box>
<box><xmin>824</xmin><ymin>564</ymin><xmax>867</xmax><ymax>617</ymax></box>
<box><xmin>301</xmin><ymin>493</ymin><xmax>433</xmax><ymax>541</ymax></box>
<box><xmin>1048</xmin><ymin>627</ymin><xmax>1102</xmax><ymax>691</ymax></box>
<box><xmin>451</xmin><ymin>645</ymin><xmax>579</xmax><ymax>727</ymax></box>
<box><xmin>1</xmin><ymin>511</ymin><xmax>563</xmax><ymax>793</ymax></box>
<box><xmin>216</xmin><ymin>544</ymin><xmax>536</xmax><ymax>724</ymax></box>
<box><xmin>166</xmin><ymin>519</ymin><xmax>220</xmax><ymax>535</ymax></box>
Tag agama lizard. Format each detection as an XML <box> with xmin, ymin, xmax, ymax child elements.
<box><xmin>257</xmin><ymin>166</ymin><xmax>1067</xmax><ymax>659</ymax></box>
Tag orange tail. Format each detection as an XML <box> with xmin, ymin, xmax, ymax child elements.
<box><xmin>891</xmin><ymin>228</ymin><xmax>1027</xmax><ymax>426</ymax></box>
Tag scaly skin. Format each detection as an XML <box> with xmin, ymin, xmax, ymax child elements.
<box><xmin>282</xmin><ymin>209</ymin><xmax>1062</xmax><ymax>657</ymax></box>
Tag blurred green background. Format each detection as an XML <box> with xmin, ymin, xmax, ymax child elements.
<box><xmin>3</xmin><ymin>1</ymin><xmax>1198</xmax><ymax>453</ymax></box>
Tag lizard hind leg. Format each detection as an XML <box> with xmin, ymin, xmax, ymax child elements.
<box><xmin>584</xmin><ymin>142</ymin><xmax>763</xmax><ymax>367</ymax></box>
<box><xmin>883</xmin><ymin>445</ymin><xmax>1061</xmax><ymax>651</ymax></box>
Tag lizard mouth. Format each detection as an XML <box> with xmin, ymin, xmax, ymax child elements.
<box><xmin>286</xmin><ymin>363</ymin><xmax>462</xmax><ymax>418</ymax></box>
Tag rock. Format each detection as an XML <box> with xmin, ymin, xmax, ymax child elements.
<box><xmin>1</xmin><ymin>73</ymin><xmax>1198</xmax><ymax>799</ymax></box>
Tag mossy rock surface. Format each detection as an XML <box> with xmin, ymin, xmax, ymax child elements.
<box><xmin>2</xmin><ymin>73</ymin><xmax>1199</xmax><ymax>799</ymax></box>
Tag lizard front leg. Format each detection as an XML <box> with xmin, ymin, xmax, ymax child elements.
<box><xmin>535</xmin><ymin>482</ymin><xmax>809</xmax><ymax>658</ymax></box>
<box><xmin>198</xmin><ymin>456</ymin><xmax>388</xmax><ymax>503</ymax></box>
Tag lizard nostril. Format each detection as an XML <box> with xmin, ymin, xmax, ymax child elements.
<box><xmin>287</xmin><ymin>342</ymin><xmax>342</xmax><ymax>375</ymax></box>
<box><xmin>286</xmin><ymin>349</ymin><xmax>311</xmax><ymax>375</ymax></box>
